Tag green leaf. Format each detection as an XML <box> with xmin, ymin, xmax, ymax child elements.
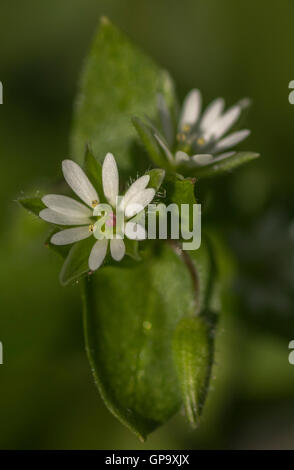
<box><xmin>173</xmin><ymin>314</ymin><xmax>215</xmax><ymax>427</ymax></box>
<box><xmin>71</xmin><ymin>17</ymin><xmax>176</xmax><ymax>174</ymax></box>
<box><xmin>18</xmin><ymin>197</ymin><xmax>45</xmax><ymax>217</ymax></box>
<box><xmin>132</xmin><ymin>117</ymin><xmax>171</xmax><ymax>170</ymax></box>
<box><xmin>81</xmin><ymin>238</ymin><xmax>217</xmax><ymax>439</ymax></box>
<box><xmin>59</xmin><ymin>237</ymin><xmax>95</xmax><ymax>286</ymax></box>
<box><xmin>187</xmin><ymin>236</ymin><xmax>216</xmax><ymax>313</ymax></box>
<box><xmin>82</xmin><ymin>242</ymin><xmax>198</xmax><ymax>440</ymax></box>
<box><xmin>178</xmin><ymin>152</ymin><xmax>260</xmax><ymax>179</ymax></box>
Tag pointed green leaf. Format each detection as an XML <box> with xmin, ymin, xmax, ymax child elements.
<box><xmin>82</xmin><ymin>242</ymin><xmax>198</xmax><ymax>440</ymax></box>
<box><xmin>59</xmin><ymin>237</ymin><xmax>95</xmax><ymax>286</ymax></box>
<box><xmin>173</xmin><ymin>314</ymin><xmax>215</xmax><ymax>427</ymax></box>
<box><xmin>18</xmin><ymin>197</ymin><xmax>45</xmax><ymax>217</ymax></box>
<box><xmin>178</xmin><ymin>152</ymin><xmax>260</xmax><ymax>179</ymax></box>
<box><xmin>71</xmin><ymin>17</ymin><xmax>176</xmax><ymax>173</ymax></box>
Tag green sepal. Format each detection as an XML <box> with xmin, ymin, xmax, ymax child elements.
<box><xmin>146</xmin><ymin>168</ymin><xmax>165</xmax><ymax>192</ymax></box>
<box><xmin>18</xmin><ymin>197</ymin><xmax>46</xmax><ymax>217</ymax></box>
<box><xmin>132</xmin><ymin>117</ymin><xmax>172</xmax><ymax>170</ymax></box>
<box><xmin>59</xmin><ymin>236</ymin><xmax>95</xmax><ymax>286</ymax></box>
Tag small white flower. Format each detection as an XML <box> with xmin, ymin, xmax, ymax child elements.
<box><xmin>155</xmin><ymin>88</ymin><xmax>251</xmax><ymax>169</ymax></box>
<box><xmin>40</xmin><ymin>153</ymin><xmax>156</xmax><ymax>272</ymax></box>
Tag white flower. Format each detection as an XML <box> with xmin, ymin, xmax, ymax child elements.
<box><xmin>155</xmin><ymin>89</ymin><xmax>251</xmax><ymax>168</ymax></box>
<box><xmin>39</xmin><ymin>153</ymin><xmax>156</xmax><ymax>272</ymax></box>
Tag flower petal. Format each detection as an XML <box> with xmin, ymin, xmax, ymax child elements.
<box><xmin>155</xmin><ymin>134</ymin><xmax>174</xmax><ymax>163</ymax></box>
<box><xmin>213</xmin><ymin>151</ymin><xmax>236</xmax><ymax>162</ymax></box>
<box><xmin>120</xmin><ymin>175</ymin><xmax>150</xmax><ymax>211</ymax></box>
<box><xmin>175</xmin><ymin>151</ymin><xmax>190</xmax><ymax>163</ymax></box>
<box><xmin>88</xmin><ymin>239</ymin><xmax>108</xmax><ymax>271</ymax></box>
<box><xmin>42</xmin><ymin>195</ymin><xmax>92</xmax><ymax>218</ymax></box>
<box><xmin>179</xmin><ymin>89</ymin><xmax>202</xmax><ymax>129</ymax></box>
<box><xmin>39</xmin><ymin>208</ymin><xmax>91</xmax><ymax>226</ymax></box>
<box><xmin>125</xmin><ymin>221</ymin><xmax>147</xmax><ymax>240</ymax></box>
<box><xmin>125</xmin><ymin>188</ymin><xmax>155</xmax><ymax>218</ymax></box>
<box><xmin>51</xmin><ymin>226</ymin><xmax>92</xmax><ymax>245</ymax></box>
<box><xmin>110</xmin><ymin>238</ymin><xmax>126</xmax><ymax>261</ymax></box>
<box><xmin>212</xmin><ymin>129</ymin><xmax>250</xmax><ymax>153</ymax></box>
<box><xmin>192</xmin><ymin>154</ymin><xmax>214</xmax><ymax>165</ymax></box>
<box><xmin>206</xmin><ymin>105</ymin><xmax>241</xmax><ymax>141</ymax></box>
<box><xmin>199</xmin><ymin>98</ymin><xmax>225</xmax><ymax>132</ymax></box>
<box><xmin>102</xmin><ymin>153</ymin><xmax>119</xmax><ymax>207</ymax></box>
<box><xmin>62</xmin><ymin>160</ymin><xmax>99</xmax><ymax>208</ymax></box>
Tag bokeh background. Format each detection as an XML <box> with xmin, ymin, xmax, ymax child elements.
<box><xmin>1</xmin><ymin>0</ymin><xmax>294</xmax><ymax>449</ymax></box>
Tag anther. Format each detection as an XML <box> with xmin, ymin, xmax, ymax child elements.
<box><xmin>182</xmin><ymin>124</ymin><xmax>191</xmax><ymax>133</ymax></box>
<box><xmin>197</xmin><ymin>137</ymin><xmax>206</xmax><ymax>146</ymax></box>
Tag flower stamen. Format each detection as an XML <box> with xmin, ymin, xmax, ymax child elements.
<box><xmin>197</xmin><ymin>137</ymin><xmax>206</xmax><ymax>146</ymax></box>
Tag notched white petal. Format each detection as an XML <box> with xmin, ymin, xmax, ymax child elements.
<box><xmin>175</xmin><ymin>151</ymin><xmax>190</xmax><ymax>163</ymax></box>
<box><xmin>125</xmin><ymin>188</ymin><xmax>155</xmax><ymax>218</ymax></box>
<box><xmin>42</xmin><ymin>194</ymin><xmax>92</xmax><ymax>218</ymax></box>
<box><xmin>39</xmin><ymin>208</ymin><xmax>91</xmax><ymax>226</ymax></box>
<box><xmin>120</xmin><ymin>175</ymin><xmax>150</xmax><ymax>211</ymax></box>
<box><xmin>192</xmin><ymin>154</ymin><xmax>214</xmax><ymax>165</ymax></box>
<box><xmin>213</xmin><ymin>129</ymin><xmax>250</xmax><ymax>152</ymax></box>
<box><xmin>62</xmin><ymin>160</ymin><xmax>99</xmax><ymax>208</ymax></box>
<box><xmin>200</xmin><ymin>98</ymin><xmax>225</xmax><ymax>132</ymax></box>
<box><xmin>88</xmin><ymin>239</ymin><xmax>108</xmax><ymax>271</ymax></box>
<box><xmin>110</xmin><ymin>238</ymin><xmax>126</xmax><ymax>261</ymax></box>
<box><xmin>207</xmin><ymin>105</ymin><xmax>241</xmax><ymax>141</ymax></box>
<box><xmin>102</xmin><ymin>153</ymin><xmax>119</xmax><ymax>207</ymax></box>
<box><xmin>51</xmin><ymin>226</ymin><xmax>92</xmax><ymax>245</ymax></box>
<box><xmin>125</xmin><ymin>221</ymin><xmax>147</xmax><ymax>240</ymax></box>
<box><xmin>179</xmin><ymin>89</ymin><xmax>202</xmax><ymax>129</ymax></box>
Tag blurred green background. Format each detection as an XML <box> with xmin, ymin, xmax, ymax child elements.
<box><xmin>1</xmin><ymin>0</ymin><xmax>294</xmax><ymax>449</ymax></box>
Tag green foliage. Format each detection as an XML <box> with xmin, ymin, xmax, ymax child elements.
<box><xmin>82</xmin><ymin>241</ymin><xmax>215</xmax><ymax>440</ymax></box>
<box><xmin>18</xmin><ymin>197</ymin><xmax>45</xmax><ymax>217</ymax></box>
<box><xmin>60</xmin><ymin>237</ymin><xmax>95</xmax><ymax>286</ymax></box>
<box><xmin>146</xmin><ymin>168</ymin><xmax>165</xmax><ymax>192</ymax></box>
<box><xmin>83</xmin><ymin>146</ymin><xmax>106</xmax><ymax>202</ymax></box>
<box><xmin>19</xmin><ymin>15</ymin><xmax>257</xmax><ymax>439</ymax></box>
<box><xmin>71</xmin><ymin>17</ymin><xmax>175</xmax><ymax>174</ymax></box>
